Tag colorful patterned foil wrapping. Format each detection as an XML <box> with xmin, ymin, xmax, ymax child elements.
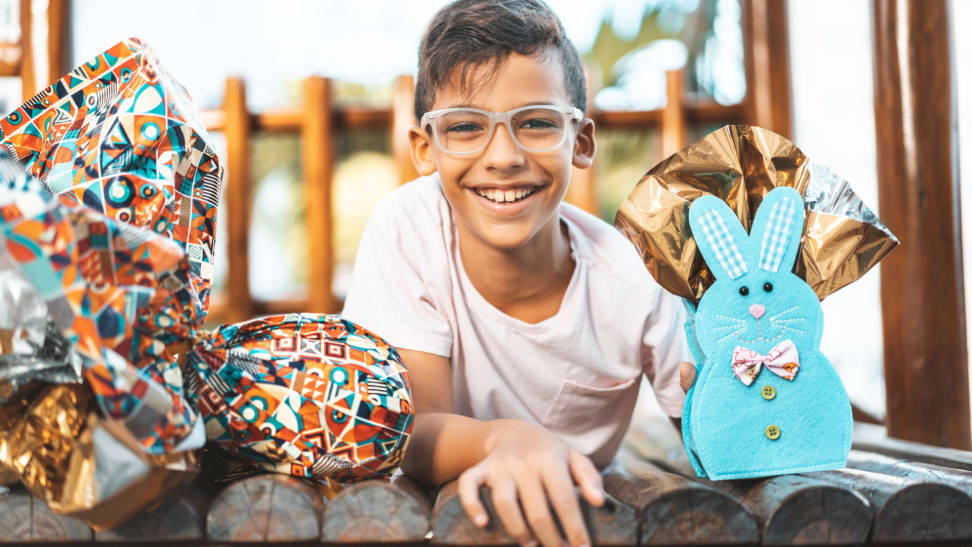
<box><xmin>0</xmin><ymin>37</ymin><xmax>414</xmax><ymax>528</ymax></box>
<box><xmin>614</xmin><ymin>125</ymin><xmax>899</xmax><ymax>301</ymax></box>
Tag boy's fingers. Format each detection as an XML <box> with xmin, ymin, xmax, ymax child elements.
<box><xmin>568</xmin><ymin>449</ymin><xmax>604</xmax><ymax>506</ymax></box>
<box><xmin>457</xmin><ymin>465</ymin><xmax>490</xmax><ymax>527</ymax></box>
<box><xmin>490</xmin><ymin>476</ymin><xmax>534</xmax><ymax>546</ymax></box>
<box><xmin>679</xmin><ymin>361</ymin><xmax>697</xmax><ymax>393</ymax></box>
<box><xmin>541</xmin><ymin>466</ymin><xmax>591</xmax><ymax>547</ymax></box>
<box><xmin>515</xmin><ymin>472</ymin><xmax>564</xmax><ymax>547</ymax></box>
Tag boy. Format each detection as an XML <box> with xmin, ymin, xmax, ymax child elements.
<box><xmin>343</xmin><ymin>1</ymin><xmax>694</xmax><ymax>545</ymax></box>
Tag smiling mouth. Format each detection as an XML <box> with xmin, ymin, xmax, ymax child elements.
<box><xmin>471</xmin><ymin>185</ymin><xmax>540</xmax><ymax>204</ymax></box>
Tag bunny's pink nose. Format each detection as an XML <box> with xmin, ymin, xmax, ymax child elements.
<box><xmin>749</xmin><ymin>304</ymin><xmax>766</xmax><ymax>319</ymax></box>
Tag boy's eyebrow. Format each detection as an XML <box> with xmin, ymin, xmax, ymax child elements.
<box><xmin>441</xmin><ymin>100</ymin><xmax>563</xmax><ymax>110</ymax></box>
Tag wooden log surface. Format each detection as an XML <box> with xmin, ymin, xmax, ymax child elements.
<box><xmin>847</xmin><ymin>449</ymin><xmax>972</xmax><ymax>496</ymax></box>
<box><xmin>808</xmin><ymin>467</ymin><xmax>972</xmax><ymax>543</ymax></box>
<box><xmin>854</xmin><ymin>422</ymin><xmax>972</xmax><ymax>472</ymax></box>
<box><xmin>94</xmin><ymin>484</ymin><xmax>207</xmax><ymax>542</ymax></box>
<box><xmin>712</xmin><ymin>474</ymin><xmax>871</xmax><ymax>545</ymax></box>
<box><xmin>320</xmin><ymin>474</ymin><xmax>431</xmax><ymax>543</ymax></box>
<box><xmin>431</xmin><ymin>479</ymin><xmax>637</xmax><ymax>545</ymax></box>
<box><xmin>0</xmin><ymin>488</ymin><xmax>93</xmax><ymax>542</ymax></box>
<box><xmin>604</xmin><ymin>460</ymin><xmax>758</xmax><ymax>545</ymax></box>
<box><xmin>206</xmin><ymin>474</ymin><xmax>325</xmax><ymax>542</ymax></box>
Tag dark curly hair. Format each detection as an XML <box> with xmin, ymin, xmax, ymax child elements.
<box><xmin>414</xmin><ymin>0</ymin><xmax>587</xmax><ymax>122</ymax></box>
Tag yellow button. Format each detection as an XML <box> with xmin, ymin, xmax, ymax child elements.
<box><xmin>761</xmin><ymin>385</ymin><xmax>776</xmax><ymax>400</ymax></box>
<box><xmin>765</xmin><ymin>425</ymin><xmax>781</xmax><ymax>440</ymax></box>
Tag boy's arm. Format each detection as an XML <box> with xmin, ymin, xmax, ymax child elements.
<box><xmin>399</xmin><ymin>347</ymin><xmax>604</xmax><ymax>547</ymax></box>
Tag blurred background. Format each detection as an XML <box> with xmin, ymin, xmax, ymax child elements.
<box><xmin>1</xmin><ymin>0</ymin><xmax>970</xmax><ymax>446</ymax></box>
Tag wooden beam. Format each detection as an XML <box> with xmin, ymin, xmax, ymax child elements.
<box><xmin>853</xmin><ymin>422</ymin><xmax>972</xmax><ymax>472</ymax></box>
<box><xmin>301</xmin><ymin>76</ymin><xmax>335</xmax><ymax>313</ymax></box>
<box><xmin>46</xmin><ymin>0</ymin><xmax>68</xmax><ymax>84</ymax></box>
<box><xmin>18</xmin><ymin>0</ymin><xmax>33</xmax><ymax>100</ymax></box>
<box><xmin>565</xmin><ymin>64</ymin><xmax>599</xmax><ymax>215</ymax></box>
<box><xmin>872</xmin><ymin>0</ymin><xmax>971</xmax><ymax>450</ymax></box>
<box><xmin>222</xmin><ymin>77</ymin><xmax>254</xmax><ymax>323</ymax></box>
<box><xmin>199</xmin><ymin>102</ymin><xmax>745</xmax><ymax>134</ymax></box>
<box><xmin>660</xmin><ymin>69</ymin><xmax>687</xmax><ymax>158</ymax></box>
<box><xmin>391</xmin><ymin>75</ymin><xmax>418</xmax><ymax>184</ymax></box>
<box><xmin>741</xmin><ymin>0</ymin><xmax>793</xmax><ymax>138</ymax></box>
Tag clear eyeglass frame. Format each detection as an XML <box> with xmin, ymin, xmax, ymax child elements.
<box><xmin>419</xmin><ymin>104</ymin><xmax>584</xmax><ymax>156</ymax></box>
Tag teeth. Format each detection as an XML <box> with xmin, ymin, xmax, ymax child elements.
<box><xmin>475</xmin><ymin>186</ymin><xmax>536</xmax><ymax>203</ymax></box>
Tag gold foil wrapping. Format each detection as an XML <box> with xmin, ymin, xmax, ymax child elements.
<box><xmin>0</xmin><ymin>384</ymin><xmax>198</xmax><ymax>530</ymax></box>
<box><xmin>615</xmin><ymin>125</ymin><xmax>899</xmax><ymax>301</ymax></box>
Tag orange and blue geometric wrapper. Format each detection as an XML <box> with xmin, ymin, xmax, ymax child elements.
<box><xmin>0</xmin><ymin>37</ymin><xmax>413</xmax><ymax>527</ymax></box>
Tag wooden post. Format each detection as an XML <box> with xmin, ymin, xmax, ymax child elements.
<box><xmin>301</xmin><ymin>76</ymin><xmax>335</xmax><ymax>313</ymax></box>
<box><xmin>660</xmin><ymin>69</ymin><xmax>687</xmax><ymax>158</ymax></box>
<box><xmin>18</xmin><ymin>0</ymin><xmax>33</xmax><ymax>100</ymax></box>
<box><xmin>223</xmin><ymin>77</ymin><xmax>254</xmax><ymax>323</ymax></box>
<box><xmin>872</xmin><ymin>0</ymin><xmax>971</xmax><ymax>450</ymax></box>
<box><xmin>391</xmin><ymin>75</ymin><xmax>419</xmax><ymax>184</ymax></box>
<box><xmin>565</xmin><ymin>64</ymin><xmax>599</xmax><ymax>216</ymax></box>
<box><xmin>741</xmin><ymin>0</ymin><xmax>793</xmax><ymax>139</ymax></box>
<box><xmin>46</xmin><ymin>0</ymin><xmax>67</xmax><ymax>85</ymax></box>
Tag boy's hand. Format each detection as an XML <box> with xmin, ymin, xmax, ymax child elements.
<box><xmin>679</xmin><ymin>361</ymin><xmax>696</xmax><ymax>393</ymax></box>
<box><xmin>457</xmin><ymin>419</ymin><xmax>603</xmax><ymax>547</ymax></box>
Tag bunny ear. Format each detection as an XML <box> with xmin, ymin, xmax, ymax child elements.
<box><xmin>689</xmin><ymin>195</ymin><xmax>751</xmax><ymax>280</ymax></box>
<box><xmin>751</xmin><ymin>187</ymin><xmax>805</xmax><ymax>273</ymax></box>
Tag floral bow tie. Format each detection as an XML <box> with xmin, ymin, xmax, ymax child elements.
<box><xmin>732</xmin><ymin>340</ymin><xmax>800</xmax><ymax>386</ymax></box>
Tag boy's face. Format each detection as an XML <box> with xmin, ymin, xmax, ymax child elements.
<box><xmin>409</xmin><ymin>52</ymin><xmax>596</xmax><ymax>250</ymax></box>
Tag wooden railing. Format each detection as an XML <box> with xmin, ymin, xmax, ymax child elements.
<box><xmin>203</xmin><ymin>70</ymin><xmax>744</xmax><ymax>323</ymax></box>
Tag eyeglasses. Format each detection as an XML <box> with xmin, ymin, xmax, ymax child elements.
<box><xmin>420</xmin><ymin>104</ymin><xmax>583</xmax><ymax>156</ymax></box>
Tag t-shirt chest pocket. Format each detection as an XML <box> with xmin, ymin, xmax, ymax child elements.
<box><xmin>540</xmin><ymin>375</ymin><xmax>639</xmax><ymax>432</ymax></box>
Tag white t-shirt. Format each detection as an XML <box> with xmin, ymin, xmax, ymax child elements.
<box><xmin>342</xmin><ymin>174</ymin><xmax>689</xmax><ymax>467</ymax></box>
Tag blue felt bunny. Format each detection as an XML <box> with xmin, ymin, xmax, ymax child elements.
<box><xmin>681</xmin><ymin>187</ymin><xmax>852</xmax><ymax>480</ymax></box>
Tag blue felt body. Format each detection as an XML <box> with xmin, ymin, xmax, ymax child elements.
<box><xmin>681</xmin><ymin>187</ymin><xmax>852</xmax><ymax>480</ymax></box>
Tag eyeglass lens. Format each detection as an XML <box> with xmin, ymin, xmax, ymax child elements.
<box><xmin>434</xmin><ymin>107</ymin><xmax>568</xmax><ymax>154</ymax></box>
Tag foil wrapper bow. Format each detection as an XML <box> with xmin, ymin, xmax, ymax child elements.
<box><xmin>615</xmin><ymin>125</ymin><xmax>899</xmax><ymax>301</ymax></box>
<box><xmin>0</xmin><ymin>38</ymin><xmax>414</xmax><ymax>529</ymax></box>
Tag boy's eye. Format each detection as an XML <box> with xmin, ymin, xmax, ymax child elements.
<box><xmin>445</xmin><ymin>122</ymin><xmax>485</xmax><ymax>133</ymax></box>
<box><xmin>519</xmin><ymin>117</ymin><xmax>558</xmax><ymax>130</ymax></box>
<box><xmin>739</xmin><ymin>286</ymin><xmax>749</xmax><ymax>296</ymax></box>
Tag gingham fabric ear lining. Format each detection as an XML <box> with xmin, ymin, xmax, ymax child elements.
<box><xmin>758</xmin><ymin>196</ymin><xmax>796</xmax><ymax>272</ymax></box>
<box><xmin>699</xmin><ymin>209</ymin><xmax>747</xmax><ymax>279</ymax></box>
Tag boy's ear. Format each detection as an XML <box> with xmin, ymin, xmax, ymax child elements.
<box><xmin>408</xmin><ymin>126</ymin><xmax>437</xmax><ymax>176</ymax></box>
<box><xmin>571</xmin><ymin>118</ymin><xmax>596</xmax><ymax>169</ymax></box>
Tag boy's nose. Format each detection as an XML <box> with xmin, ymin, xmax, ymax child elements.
<box><xmin>749</xmin><ymin>304</ymin><xmax>766</xmax><ymax>319</ymax></box>
<box><xmin>482</xmin><ymin>123</ymin><xmax>526</xmax><ymax>169</ymax></box>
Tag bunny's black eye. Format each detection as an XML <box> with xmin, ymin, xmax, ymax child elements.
<box><xmin>738</xmin><ymin>286</ymin><xmax>749</xmax><ymax>296</ymax></box>
<box><xmin>763</xmin><ymin>282</ymin><xmax>773</xmax><ymax>292</ymax></box>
